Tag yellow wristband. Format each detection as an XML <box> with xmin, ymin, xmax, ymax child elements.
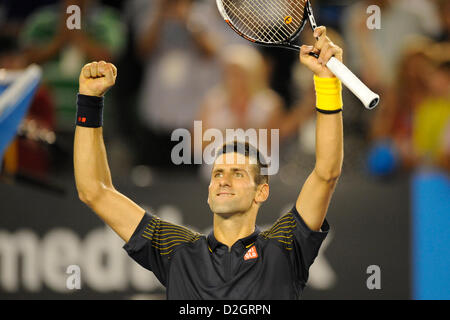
<box><xmin>314</xmin><ymin>75</ymin><xmax>343</xmax><ymax>113</ymax></box>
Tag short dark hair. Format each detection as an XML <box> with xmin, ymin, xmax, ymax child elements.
<box><xmin>215</xmin><ymin>140</ymin><xmax>269</xmax><ymax>186</ymax></box>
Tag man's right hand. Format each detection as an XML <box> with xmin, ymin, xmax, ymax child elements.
<box><xmin>79</xmin><ymin>61</ymin><xmax>117</xmax><ymax>97</ymax></box>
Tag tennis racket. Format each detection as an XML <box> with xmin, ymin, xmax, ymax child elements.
<box><xmin>216</xmin><ymin>0</ymin><xmax>380</xmax><ymax>110</ymax></box>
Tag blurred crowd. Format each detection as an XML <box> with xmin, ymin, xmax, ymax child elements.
<box><xmin>0</xmin><ymin>0</ymin><xmax>449</xmax><ymax>187</ymax></box>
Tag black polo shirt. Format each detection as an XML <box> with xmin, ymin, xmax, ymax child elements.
<box><xmin>123</xmin><ymin>205</ymin><xmax>329</xmax><ymax>299</ymax></box>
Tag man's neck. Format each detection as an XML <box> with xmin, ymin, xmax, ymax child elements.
<box><xmin>213</xmin><ymin>209</ymin><xmax>257</xmax><ymax>251</ymax></box>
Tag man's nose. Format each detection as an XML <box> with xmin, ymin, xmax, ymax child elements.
<box><xmin>218</xmin><ymin>174</ymin><xmax>231</xmax><ymax>187</ymax></box>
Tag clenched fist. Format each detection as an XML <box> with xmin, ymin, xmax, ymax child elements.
<box><xmin>79</xmin><ymin>61</ymin><xmax>117</xmax><ymax>97</ymax></box>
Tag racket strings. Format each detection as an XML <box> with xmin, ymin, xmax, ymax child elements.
<box><xmin>224</xmin><ymin>1</ymin><xmax>271</xmax><ymax>42</ymax></box>
<box><xmin>225</xmin><ymin>1</ymin><xmax>281</xmax><ymax>42</ymax></box>
<box><xmin>223</xmin><ymin>0</ymin><xmax>307</xmax><ymax>43</ymax></box>
<box><xmin>225</xmin><ymin>0</ymin><xmax>291</xmax><ymax>42</ymax></box>
<box><xmin>255</xmin><ymin>0</ymin><xmax>296</xmax><ymax>38</ymax></box>
<box><xmin>258</xmin><ymin>0</ymin><xmax>299</xmax><ymax>40</ymax></box>
<box><xmin>243</xmin><ymin>0</ymin><xmax>291</xmax><ymax>36</ymax></box>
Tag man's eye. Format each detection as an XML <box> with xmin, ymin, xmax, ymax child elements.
<box><xmin>214</xmin><ymin>173</ymin><xmax>222</xmax><ymax>178</ymax></box>
<box><xmin>235</xmin><ymin>172</ymin><xmax>243</xmax><ymax>177</ymax></box>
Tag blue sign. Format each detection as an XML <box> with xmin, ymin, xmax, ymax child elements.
<box><xmin>412</xmin><ymin>169</ymin><xmax>450</xmax><ymax>299</ymax></box>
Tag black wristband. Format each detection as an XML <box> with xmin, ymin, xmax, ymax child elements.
<box><xmin>76</xmin><ymin>94</ymin><xmax>104</xmax><ymax>128</ymax></box>
<box><xmin>316</xmin><ymin>107</ymin><xmax>343</xmax><ymax>114</ymax></box>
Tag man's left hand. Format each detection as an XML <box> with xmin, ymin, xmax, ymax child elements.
<box><xmin>299</xmin><ymin>26</ymin><xmax>343</xmax><ymax>78</ymax></box>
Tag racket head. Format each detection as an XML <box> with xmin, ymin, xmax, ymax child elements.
<box><xmin>216</xmin><ymin>0</ymin><xmax>309</xmax><ymax>48</ymax></box>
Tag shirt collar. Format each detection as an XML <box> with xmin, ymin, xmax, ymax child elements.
<box><xmin>207</xmin><ymin>226</ymin><xmax>261</xmax><ymax>252</ymax></box>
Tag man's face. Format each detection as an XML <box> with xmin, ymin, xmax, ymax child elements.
<box><xmin>207</xmin><ymin>152</ymin><xmax>259</xmax><ymax>216</ymax></box>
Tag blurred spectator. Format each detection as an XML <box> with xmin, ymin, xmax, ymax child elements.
<box><xmin>195</xmin><ymin>0</ymin><xmax>297</xmax><ymax>109</ymax></box>
<box><xmin>128</xmin><ymin>0</ymin><xmax>220</xmax><ymax>168</ymax></box>
<box><xmin>398</xmin><ymin>0</ymin><xmax>442</xmax><ymax>37</ymax></box>
<box><xmin>412</xmin><ymin>50</ymin><xmax>450</xmax><ymax>171</ymax></box>
<box><xmin>0</xmin><ymin>35</ymin><xmax>56</xmax><ymax>179</ymax></box>
<box><xmin>188</xmin><ymin>0</ymin><xmax>250</xmax><ymax>47</ymax></box>
<box><xmin>21</xmin><ymin>0</ymin><xmax>125</xmax><ymax>66</ymax></box>
<box><xmin>18</xmin><ymin>0</ymin><xmax>126</xmax><ymax>130</ymax></box>
<box><xmin>197</xmin><ymin>44</ymin><xmax>284</xmax><ymax>143</ymax></box>
<box><xmin>369</xmin><ymin>38</ymin><xmax>450</xmax><ymax>174</ymax></box>
<box><xmin>369</xmin><ymin>38</ymin><xmax>433</xmax><ymax>171</ymax></box>
<box><xmin>435</xmin><ymin>0</ymin><xmax>450</xmax><ymax>42</ymax></box>
<box><xmin>195</xmin><ymin>44</ymin><xmax>284</xmax><ymax>179</ymax></box>
<box><xmin>341</xmin><ymin>0</ymin><xmax>440</xmax><ymax>90</ymax></box>
<box><xmin>0</xmin><ymin>0</ymin><xmax>59</xmax><ymax>38</ymax></box>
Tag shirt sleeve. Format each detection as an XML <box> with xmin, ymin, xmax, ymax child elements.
<box><xmin>123</xmin><ymin>212</ymin><xmax>202</xmax><ymax>287</ymax></box>
<box><xmin>261</xmin><ymin>205</ymin><xmax>329</xmax><ymax>286</ymax></box>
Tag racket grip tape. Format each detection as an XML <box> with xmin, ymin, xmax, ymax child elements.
<box><xmin>325</xmin><ymin>57</ymin><xmax>380</xmax><ymax>109</ymax></box>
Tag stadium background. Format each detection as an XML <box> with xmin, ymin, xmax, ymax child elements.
<box><xmin>0</xmin><ymin>0</ymin><xmax>448</xmax><ymax>299</ymax></box>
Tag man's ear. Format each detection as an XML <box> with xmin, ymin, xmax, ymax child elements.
<box><xmin>255</xmin><ymin>183</ymin><xmax>269</xmax><ymax>204</ymax></box>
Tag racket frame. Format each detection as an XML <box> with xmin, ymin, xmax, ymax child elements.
<box><xmin>216</xmin><ymin>0</ymin><xmax>315</xmax><ymax>52</ymax></box>
<box><xmin>216</xmin><ymin>0</ymin><xmax>379</xmax><ymax>109</ymax></box>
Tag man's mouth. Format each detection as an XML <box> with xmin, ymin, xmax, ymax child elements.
<box><xmin>217</xmin><ymin>192</ymin><xmax>235</xmax><ymax>197</ymax></box>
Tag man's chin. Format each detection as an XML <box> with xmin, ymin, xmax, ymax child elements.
<box><xmin>210</xmin><ymin>204</ymin><xmax>241</xmax><ymax>217</ymax></box>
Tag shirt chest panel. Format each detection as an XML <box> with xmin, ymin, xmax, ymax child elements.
<box><xmin>167</xmin><ymin>240</ymin><xmax>295</xmax><ymax>299</ymax></box>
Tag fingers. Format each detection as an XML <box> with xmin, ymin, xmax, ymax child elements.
<box><xmin>313</xmin><ymin>26</ymin><xmax>328</xmax><ymax>53</ymax></box>
<box><xmin>299</xmin><ymin>44</ymin><xmax>321</xmax><ymax>74</ymax></box>
<box><xmin>81</xmin><ymin>62</ymin><xmax>98</xmax><ymax>79</ymax></box>
<box><xmin>299</xmin><ymin>26</ymin><xmax>343</xmax><ymax>77</ymax></box>
<box><xmin>105</xmin><ymin>63</ymin><xmax>117</xmax><ymax>84</ymax></box>
<box><xmin>82</xmin><ymin>63</ymin><xmax>91</xmax><ymax>79</ymax></box>
<box><xmin>321</xmin><ymin>43</ymin><xmax>343</xmax><ymax>65</ymax></box>
<box><xmin>90</xmin><ymin>62</ymin><xmax>99</xmax><ymax>78</ymax></box>
<box><xmin>110</xmin><ymin>63</ymin><xmax>117</xmax><ymax>77</ymax></box>
<box><xmin>313</xmin><ymin>25</ymin><xmax>326</xmax><ymax>39</ymax></box>
<box><xmin>312</xmin><ymin>26</ymin><xmax>343</xmax><ymax>65</ymax></box>
<box><xmin>98</xmin><ymin>61</ymin><xmax>106</xmax><ymax>75</ymax></box>
<box><xmin>318</xmin><ymin>42</ymin><xmax>332</xmax><ymax>65</ymax></box>
<box><xmin>299</xmin><ymin>45</ymin><xmax>315</xmax><ymax>62</ymax></box>
<box><xmin>79</xmin><ymin>61</ymin><xmax>117</xmax><ymax>97</ymax></box>
<box><xmin>81</xmin><ymin>61</ymin><xmax>117</xmax><ymax>79</ymax></box>
<box><xmin>313</xmin><ymin>26</ymin><xmax>329</xmax><ymax>64</ymax></box>
<box><xmin>317</xmin><ymin>41</ymin><xmax>343</xmax><ymax>65</ymax></box>
<box><xmin>300</xmin><ymin>45</ymin><xmax>314</xmax><ymax>57</ymax></box>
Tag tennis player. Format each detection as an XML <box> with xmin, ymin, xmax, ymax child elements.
<box><xmin>74</xmin><ymin>26</ymin><xmax>343</xmax><ymax>299</ymax></box>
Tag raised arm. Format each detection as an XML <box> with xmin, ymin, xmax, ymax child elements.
<box><xmin>74</xmin><ymin>61</ymin><xmax>145</xmax><ymax>242</ymax></box>
<box><xmin>295</xmin><ymin>27</ymin><xmax>344</xmax><ymax>231</ymax></box>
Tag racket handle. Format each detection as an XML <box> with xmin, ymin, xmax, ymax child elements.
<box><xmin>325</xmin><ymin>57</ymin><xmax>379</xmax><ymax>109</ymax></box>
